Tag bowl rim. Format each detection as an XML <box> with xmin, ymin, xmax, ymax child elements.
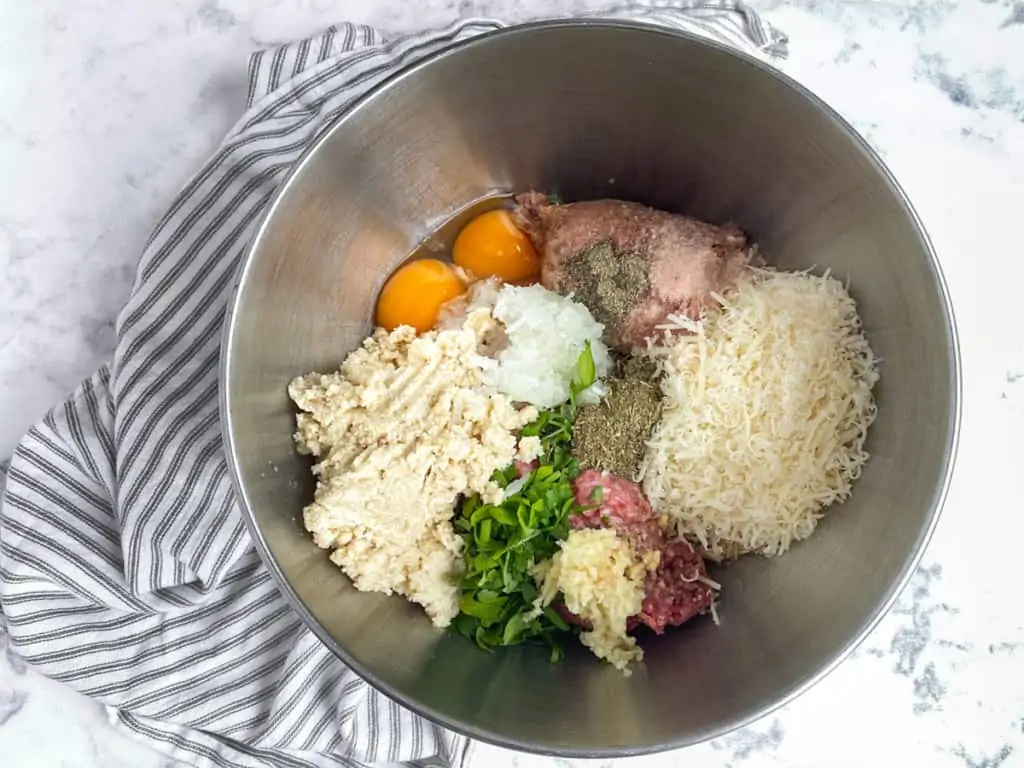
<box><xmin>219</xmin><ymin>17</ymin><xmax>962</xmax><ymax>758</ymax></box>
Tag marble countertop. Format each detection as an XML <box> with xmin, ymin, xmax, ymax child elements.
<box><xmin>2</xmin><ymin>0</ymin><xmax>1023</xmax><ymax>766</ymax></box>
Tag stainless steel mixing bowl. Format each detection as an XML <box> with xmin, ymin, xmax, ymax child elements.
<box><xmin>220</xmin><ymin>20</ymin><xmax>960</xmax><ymax>757</ymax></box>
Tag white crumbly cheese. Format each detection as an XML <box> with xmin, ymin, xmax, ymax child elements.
<box><xmin>640</xmin><ymin>268</ymin><xmax>879</xmax><ymax>559</ymax></box>
<box><xmin>532</xmin><ymin>528</ymin><xmax>648</xmax><ymax>673</ymax></box>
<box><xmin>516</xmin><ymin>435</ymin><xmax>542</xmax><ymax>463</ymax></box>
<box><xmin>289</xmin><ymin>307</ymin><xmax>537</xmax><ymax>628</ymax></box>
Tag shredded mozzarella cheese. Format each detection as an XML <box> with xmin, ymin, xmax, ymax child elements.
<box><xmin>640</xmin><ymin>268</ymin><xmax>879</xmax><ymax>559</ymax></box>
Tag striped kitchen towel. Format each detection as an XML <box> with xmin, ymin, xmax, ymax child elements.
<box><xmin>0</xmin><ymin>4</ymin><xmax>786</xmax><ymax>767</ymax></box>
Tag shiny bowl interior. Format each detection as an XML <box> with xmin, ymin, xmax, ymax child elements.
<box><xmin>220</xmin><ymin>20</ymin><xmax>960</xmax><ymax>757</ymax></box>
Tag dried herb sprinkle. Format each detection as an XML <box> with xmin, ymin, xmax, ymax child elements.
<box><xmin>565</xmin><ymin>241</ymin><xmax>650</xmax><ymax>333</ymax></box>
<box><xmin>572</xmin><ymin>355</ymin><xmax>663</xmax><ymax>479</ymax></box>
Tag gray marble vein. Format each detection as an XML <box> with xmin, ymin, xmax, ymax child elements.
<box><xmin>718</xmin><ymin>720</ymin><xmax>785</xmax><ymax>760</ymax></box>
<box><xmin>890</xmin><ymin>564</ymin><xmax>953</xmax><ymax>677</ymax></box>
<box><xmin>0</xmin><ymin>690</ymin><xmax>28</xmax><ymax>727</ymax></box>
<box><xmin>952</xmin><ymin>744</ymin><xmax>1015</xmax><ymax>768</ymax></box>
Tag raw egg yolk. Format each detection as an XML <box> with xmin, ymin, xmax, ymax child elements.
<box><xmin>375</xmin><ymin>258</ymin><xmax>466</xmax><ymax>334</ymax></box>
<box><xmin>452</xmin><ymin>209</ymin><xmax>541</xmax><ymax>284</ymax></box>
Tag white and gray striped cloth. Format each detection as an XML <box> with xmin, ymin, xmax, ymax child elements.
<box><xmin>0</xmin><ymin>4</ymin><xmax>785</xmax><ymax>767</ymax></box>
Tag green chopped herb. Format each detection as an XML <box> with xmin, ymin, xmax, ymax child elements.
<box><xmin>451</xmin><ymin>345</ymin><xmax>598</xmax><ymax>660</ymax></box>
<box><xmin>568</xmin><ymin>340</ymin><xmax>597</xmax><ymax>409</ymax></box>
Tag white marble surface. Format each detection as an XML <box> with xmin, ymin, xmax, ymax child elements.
<box><xmin>2</xmin><ymin>0</ymin><xmax>1023</xmax><ymax>766</ymax></box>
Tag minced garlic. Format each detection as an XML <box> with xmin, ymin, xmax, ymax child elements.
<box><xmin>532</xmin><ymin>528</ymin><xmax>649</xmax><ymax>673</ymax></box>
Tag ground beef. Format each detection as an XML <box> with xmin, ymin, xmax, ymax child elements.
<box><xmin>565</xmin><ymin>469</ymin><xmax>713</xmax><ymax>634</ymax></box>
<box><xmin>513</xmin><ymin>192</ymin><xmax>752</xmax><ymax>352</ymax></box>
<box><xmin>634</xmin><ymin>538</ymin><xmax>712</xmax><ymax>633</ymax></box>
<box><xmin>514</xmin><ymin>459</ymin><xmax>538</xmax><ymax>478</ymax></box>
<box><xmin>572</xmin><ymin>469</ymin><xmax>655</xmax><ymax>528</ymax></box>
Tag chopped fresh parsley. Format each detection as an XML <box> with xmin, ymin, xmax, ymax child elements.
<box><xmin>451</xmin><ymin>344</ymin><xmax>597</xmax><ymax>660</ymax></box>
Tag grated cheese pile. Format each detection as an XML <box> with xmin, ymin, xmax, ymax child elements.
<box><xmin>640</xmin><ymin>268</ymin><xmax>879</xmax><ymax>560</ymax></box>
<box><xmin>289</xmin><ymin>308</ymin><xmax>537</xmax><ymax>628</ymax></box>
<box><xmin>532</xmin><ymin>528</ymin><xmax>649</xmax><ymax>673</ymax></box>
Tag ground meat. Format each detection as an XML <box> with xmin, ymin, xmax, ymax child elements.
<box><xmin>565</xmin><ymin>469</ymin><xmax>713</xmax><ymax>634</ymax></box>
<box><xmin>514</xmin><ymin>459</ymin><xmax>538</xmax><ymax>478</ymax></box>
<box><xmin>634</xmin><ymin>538</ymin><xmax>712</xmax><ymax>633</ymax></box>
<box><xmin>513</xmin><ymin>192</ymin><xmax>752</xmax><ymax>352</ymax></box>
<box><xmin>572</xmin><ymin>469</ymin><xmax>655</xmax><ymax>528</ymax></box>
